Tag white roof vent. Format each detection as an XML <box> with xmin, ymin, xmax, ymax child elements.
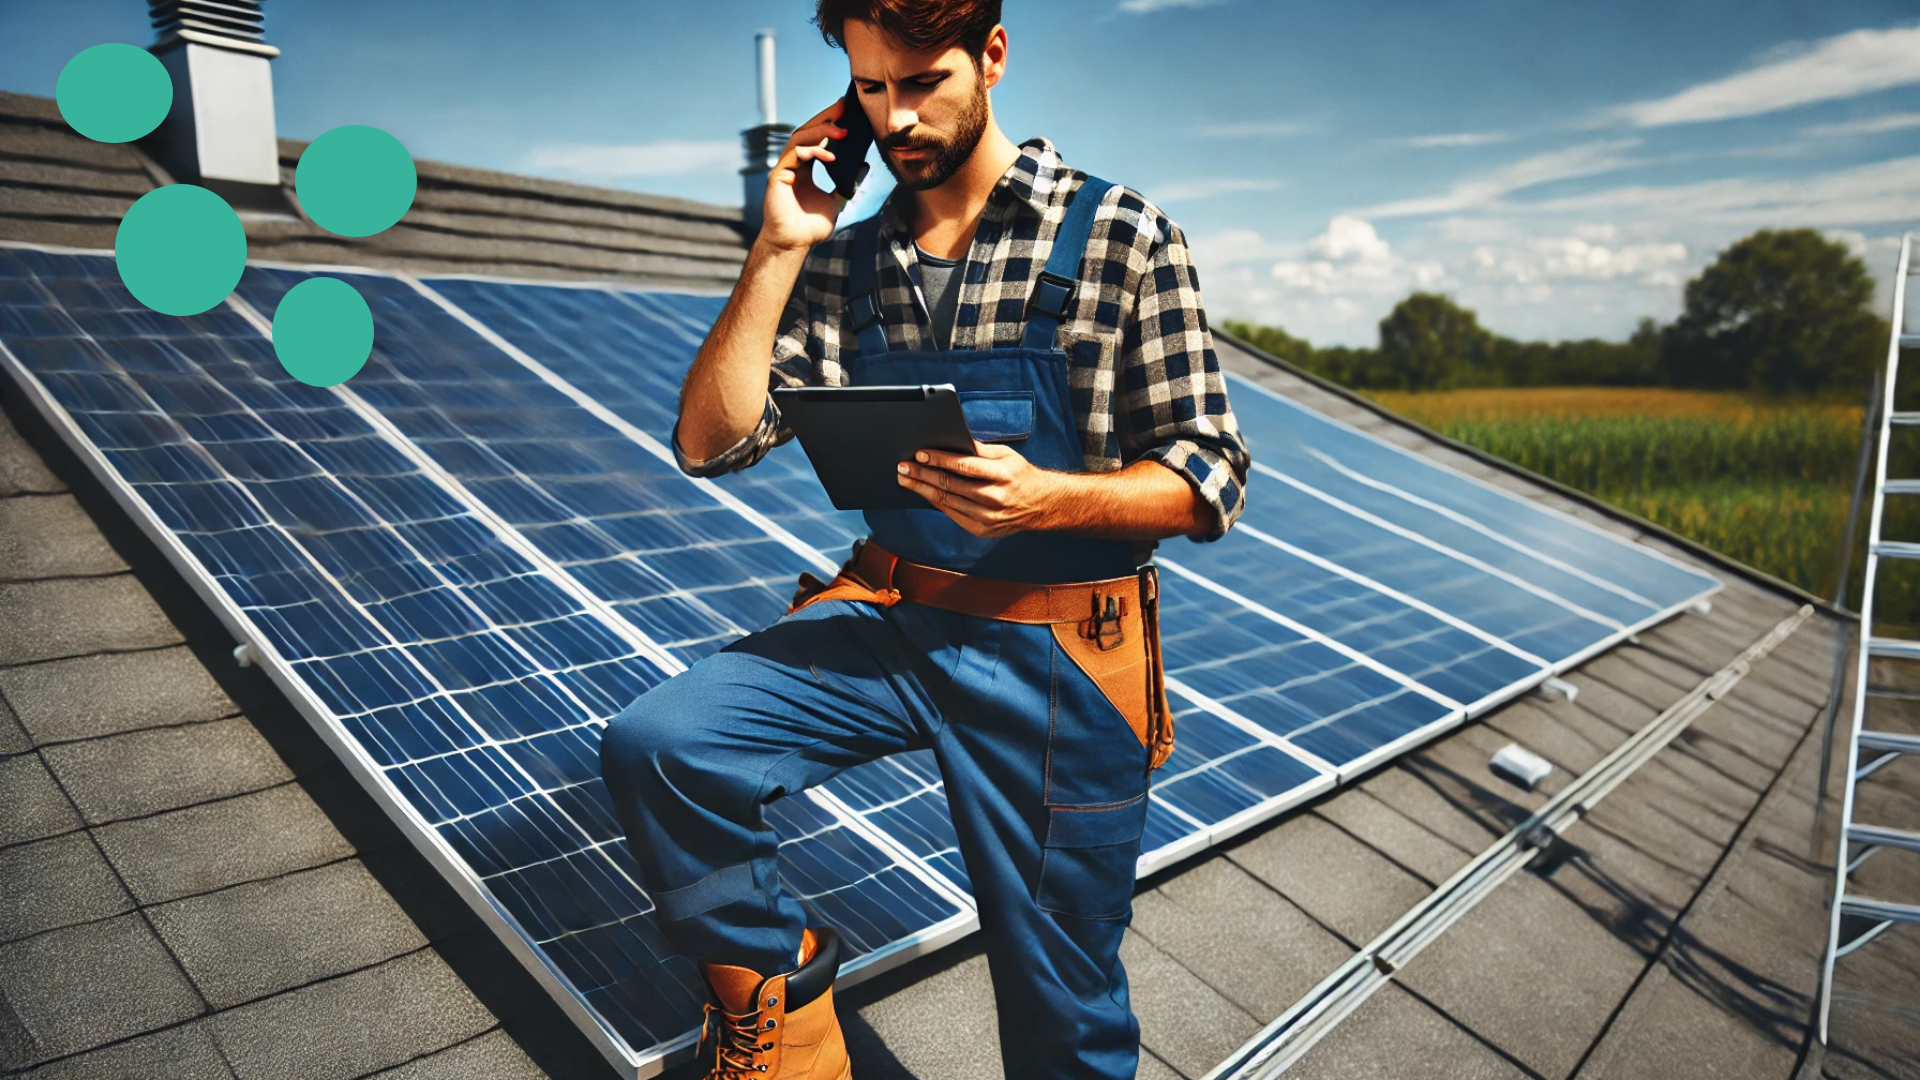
<box><xmin>144</xmin><ymin>1</ymin><xmax>284</xmax><ymax>209</ymax></box>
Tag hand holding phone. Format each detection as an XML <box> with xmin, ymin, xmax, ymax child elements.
<box><xmin>760</xmin><ymin>90</ymin><xmax>872</xmax><ymax>253</ymax></box>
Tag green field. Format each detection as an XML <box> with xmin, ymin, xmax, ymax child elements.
<box><xmin>1361</xmin><ymin>388</ymin><xmax>1890</xmax><ymax>617</ymax></box>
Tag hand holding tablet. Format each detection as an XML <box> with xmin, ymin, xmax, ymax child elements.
<box><xmin>773</xmin><ymin>384</ymin><xmax>980</xmax><ymax>510</ymax></box>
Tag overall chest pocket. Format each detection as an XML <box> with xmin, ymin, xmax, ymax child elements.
<box><xmin>957</xmin><ymin>390</ymin><xmax>1033</xmax><ymax>443</ymax></box>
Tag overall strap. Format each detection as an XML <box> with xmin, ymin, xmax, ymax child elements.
<box><xmin>1021</xmin><ymin>175</ymin><xmax>1114</xmax><ymax>351</ymax></box>
<box><xmin>845</xmin><ymin>212</ymin><xmax>890</xmax><ymax>357</ymax></box>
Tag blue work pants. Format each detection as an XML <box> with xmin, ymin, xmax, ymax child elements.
<box><xmin>601</xmin><ymin>595</ymin><xmax>1152</xmax><ymax>1080</ymax></box>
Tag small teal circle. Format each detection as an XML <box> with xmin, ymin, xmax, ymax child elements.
<box><xmin>272</xmin><ymin>277</ymin><xmax>373</xmax><ymax>386</ymax></box>
<box><xmin>295</xmin><ymin>125</ymin><xmax>417</xmax><ymax>237</ymax></box>
<box><xmin>113</xmin><ymin>185</ymin><xmax>246</xmax><ymax>316</ymax></box>
<box><xmin>57</xmin><ymin>44</ymin><xmax>172</xmax><ymax>144</ymax></box>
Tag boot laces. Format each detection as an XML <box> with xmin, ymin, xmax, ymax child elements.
<box><xmin>699</xmin><ymin>999</ymin><xmax>772</xmax><ymax>1077</ymax></box>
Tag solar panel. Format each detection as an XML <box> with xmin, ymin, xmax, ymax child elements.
<box><xmin>0</xmin><ymin>244</ymin><xmax>1719</xmax><ymax>1077</ymax></box>
<box><xmin>0</xmin><ymin>248</ymin><xmax>973</xmax><ymax>1077</ymax></box>
<box><xmin>1226</xmin><ymin>379</ymin><xmax>1717</xmax><ymax>642</ymax></box>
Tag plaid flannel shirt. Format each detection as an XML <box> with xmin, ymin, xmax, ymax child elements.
<box><xmin>672</xmin><ymin>135</ymin><xmax>1250</xmax><ymax>547</ymax></box>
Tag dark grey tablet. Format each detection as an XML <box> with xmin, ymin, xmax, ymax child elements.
<box><xmin>774</xmin><ymin>384</ymin><xmax>978</xmax><ymax>510</ymax></box>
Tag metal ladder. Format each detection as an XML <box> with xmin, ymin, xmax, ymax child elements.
<box><xmin>1820</xmin><ymin>230</ymin><xmax>1920</xmax><ymax>1043</ymax></box>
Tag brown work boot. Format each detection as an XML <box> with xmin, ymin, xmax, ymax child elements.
<box><xmin>698</xmin><ymin>927</ymin><xmax>851</xmax><ymax>1079</ymax></box>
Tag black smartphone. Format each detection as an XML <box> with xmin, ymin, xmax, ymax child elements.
<box><xmin>821</xmin><ymin>79</ymin><xmax>875</xmax><ymax>200</ymax></box>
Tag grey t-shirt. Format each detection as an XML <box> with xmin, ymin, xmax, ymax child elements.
<box><xmin>914</xmin><ymin>243</ymin><xmax>963</xmax><ymax>351</ymax></box>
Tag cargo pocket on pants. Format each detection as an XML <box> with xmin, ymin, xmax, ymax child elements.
<box><xmin>1034</xmin><ymin>792</ymin><xmax>1149</xmax><ymax>920</ymax></box>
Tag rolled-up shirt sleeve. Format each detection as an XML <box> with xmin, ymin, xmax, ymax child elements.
<box><xmin>670</xmin><ymin>271</ymin><xmax>815</xmax><ymax>477</ymax></box>
<box><xmin>1120</xmin><ymin>217</ymin><xmax>1251</xmax><ymax>541</ymax></box>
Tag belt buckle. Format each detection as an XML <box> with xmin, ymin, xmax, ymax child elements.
<box><xmin>1081</xmin><ymin>589</ymin><xmax>1128</xmax><ymax>651</ymax></box>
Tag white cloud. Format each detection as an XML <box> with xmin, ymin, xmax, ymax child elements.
<box><xmin>1116</xmin><ymin>0</ymin><xmax>1218</xmax><ymax>12</ymax></box>
<box><xmin>1468</xmin><ymin>234</ymin><xmax>1689</xmax><ymax>287</ymax></box>
<box><xmin>1613</xmin><ymin>23</ymin><xmax>1920</xmax><ymax>127</ymax></box>
<box><xmin>526</xmin><ymin>139</ymin><xmax>739</xmax><ymax>181</ymax></box>
<box><xmin>1405</xmin><ymin>131</ymin><xmax>1512</xmax><ymax>148</ymax></box>
<box><xmin>1518</xmin><ymin>155</ymin><xmax>1920</xmax><ymax>228</ymax></box>
<box><xmin>1267</xmin><ymin>215</ymin><xmax>1446</xmax><ymax>295</ymax></box>
<box><xmin>1309</xmin><ymin>215</ymin><xmax>1393</xmax><ymax>262</ymax></box>
<box><xmin>1194</xmin><ymin>130</ymin><xmax>1914</xmax><ymax>347</ymax></box>
<box><xmin>1802</xmin><ymin>111</ymin><xmax>1920</xmax><ymax>138</ymax></box>
<box><xmin>1151</xmin><ymin>177</ymin><xmax>1284</xmax><ymax>202</ymax></box>
<box><xmin>1197</xmin><ymin>120</ymin><xmax>1312</xmax><ymax>139</ymax></box>
<box><xmin>1360</xmin><ymin>140</ymin><xmax>1642</xmax><ymax>218</ymax></box>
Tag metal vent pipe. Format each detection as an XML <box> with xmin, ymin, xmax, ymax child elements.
<box><xmin>740</xmin><ymin>28</ymin><xmax>794</xmax><ymax>241</ymax></box>
<box><xmin>143</xmin><ymin>0</ymin><xmax>284</xmax><ymax>209</ymax></box>
<box><xmin>756</xmin><ymin>29</ymin><xmax>778</xmax><ymax>126</ymax></box>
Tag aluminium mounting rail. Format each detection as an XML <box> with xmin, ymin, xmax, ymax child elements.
<box><xmin>1820</xmin><ymin>230</ymin><xmax>1920</xmax><ymax>1043</ymax></box>
<box><xmin>1206</xmin><ymin>605</ymin><xmax>1814</xmax><ymax>1080</ymax></box>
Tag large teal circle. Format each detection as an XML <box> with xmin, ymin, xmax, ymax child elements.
<box><xmin>295</xmin><ymin>125</ymin><xmax>417</xmax><ymax>237</ymax></box>
<box><xmin>57</xmin><ymin>44</ymin><xmax>172</xmax><ymax>144</ymax></box>
<box><xmin>272</xmin><ymin>277</ymin><xmax>373</xmax><ymax>387</ymax></box>
<box><xmin>113</xmin><ymin>185</ymin><xmax>246</xmax><ymax>316</ymax></box>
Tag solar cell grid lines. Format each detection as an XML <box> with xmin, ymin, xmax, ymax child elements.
<box><xmin>426</xmin><ymin>277</ymin><xmax>866</xmax><ymax>556</ymax></box>
<box><xmin>0</xmin><ymin>244</ymin><xmax>1719</xmax><ymax>1077</ymax></box>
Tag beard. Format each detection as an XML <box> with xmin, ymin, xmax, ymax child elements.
<box><xmin>877</xmin><ymin>72</ymin><xmax>989</xmax><ymax>192</ymax></box>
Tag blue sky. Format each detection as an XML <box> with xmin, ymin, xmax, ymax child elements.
<box><xmin>4</xmin><ymin>0</ymin><xmax>1916</xmax><ymax>345</ymax></box>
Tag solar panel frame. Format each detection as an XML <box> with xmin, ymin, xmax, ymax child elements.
<box><xmin>1</xmin><ymin>240</ymin><xmax>1724</xmax><ymax>1076</ymax></box>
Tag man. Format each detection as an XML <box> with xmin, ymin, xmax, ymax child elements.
<box><xmin>600</xmin><ymin>2</ymin><xmax>1250</xmax><ymax>1077</ymax></box>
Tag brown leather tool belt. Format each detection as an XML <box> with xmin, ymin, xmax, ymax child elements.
<box><xmin>785</xmin><ymin>538</ymin><xmax>1175</xmax><ymax>770</ymax></box>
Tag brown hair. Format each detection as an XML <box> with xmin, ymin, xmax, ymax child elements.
<box><xmin>813</xmin><ymin>0</ymin><xmax>1003</xmax><ymax>59</ymax></box>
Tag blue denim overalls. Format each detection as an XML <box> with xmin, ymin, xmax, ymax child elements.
<box><xmin>603</xmin><ymin>177</ymin><xmax>1156</xmax><ymax>1080</ymax></box>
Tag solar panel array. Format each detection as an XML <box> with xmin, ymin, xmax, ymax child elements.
<box><xmin>0</xmin><ymin>244</ymin><xmax>1719</xmax><ymax>1077</ymax></box>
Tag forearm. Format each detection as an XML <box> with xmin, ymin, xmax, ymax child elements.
<box><xmin>1039</xmin><ymin>459</ymin><xmax>1214</xmax><ymax>542</ymax></box>
<box><xmin>677</xmin><ymin>237</ymin><xmax>810</xmax><ymax>463</ymax></box>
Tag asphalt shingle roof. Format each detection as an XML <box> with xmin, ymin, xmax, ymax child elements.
<box><xmin>0</xmin><ymin>404</ymin><xmax>548</xmax><ymax>1079</ymax></box>
<box><xmin>0</xmin><ymin>89</ymin><xmax>748</xmax><ymax>291</ymax></box>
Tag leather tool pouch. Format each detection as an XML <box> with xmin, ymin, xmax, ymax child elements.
<box><xmin>786</xmin><ymin>548</ymin><xmax>1175</xmax><ymax>771</ymax></box>
<box><xmin>1047</xmin><ymin>566</ymin><xmax>1176</xmax><ymax>772</ymax></box>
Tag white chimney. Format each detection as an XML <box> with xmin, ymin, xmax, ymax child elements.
<box><xmin>739</xmin><ymin>28</ymin><xmax>794</xmax><ymax>242</ymax></box>
<box><xmin>144</xmin><ymin>1</ymin><xmax>285</xmax><ymax>210</ymax></box>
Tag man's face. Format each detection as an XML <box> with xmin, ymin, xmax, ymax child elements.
<box><xmin>844</xmin><ymin>20</ymin><xmax>992</xmax><ymax>192</ymax></box>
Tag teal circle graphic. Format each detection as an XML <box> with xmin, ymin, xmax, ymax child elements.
<box><xmin>296</xmin><ymin>125</ymin><xmax>417</xmax><ymax>237</ymax></box>
<box><xmin>57</xmin><ymin>43</ymin><xmax>172</xmax><ymax>144</ymax></box>
<box><xmin>272</xmin><ymin>277</ymin><xmax>373</xmax><ymax>387</ymax></box>
<box><xmin>113</xmin><ymin>185</ymin><xmax>246</xmax><ymax>316</ymax></box>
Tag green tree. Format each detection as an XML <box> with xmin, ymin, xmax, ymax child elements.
<box><xmin>1661</xmin><ymin>229</ymin><xmax>1886</xmax><ymax>394</ymax></box>
<box><xmin>1221</xmin><ymin>320</ymin><xmax>1316</xmax><ymax>369</ymax></box>
<box><xmin>1222</xmin><ymin>305</ymin><xmax>1659</xmax><ymax>391</ymax></box>
<box><xmin>1376</xmin><ymin>292</ymin><xmax>1495</xmax><ymax>390</ymax></box>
